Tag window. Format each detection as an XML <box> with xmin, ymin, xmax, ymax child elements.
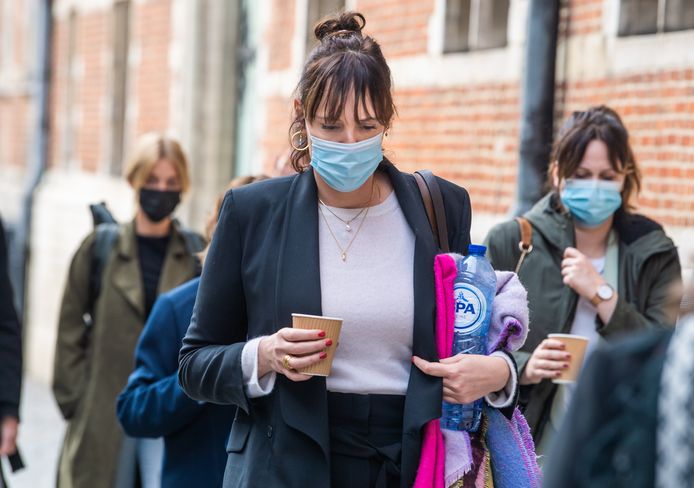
<box><xmin>444</xmin><ymin>0</ymin><xmax>509</xmax><ymax>53</ymax></box>
<box><xmin>619</xmin><ymin>0</ymin><xmax>694</xmax><ymax>36</ymax></box>
<box><xmin>110</xmin><ymin>0</ymin><xmax>130</xmax><ymax>175</ymax></box>
<box><xmin>306</xmin><ymin>0</ymin><xmax>345</xmax><ymax>52</ymax></box>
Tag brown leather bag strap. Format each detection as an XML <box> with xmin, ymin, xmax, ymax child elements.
<box><xmin>514</xmin><ymin>217</ymin><xmax>533</xmax><ymax>274</ymax></box>
<box><xmin>414</xmin><ymin>170</ymin><xmax>450</xmax><ymax>253</ymax></box>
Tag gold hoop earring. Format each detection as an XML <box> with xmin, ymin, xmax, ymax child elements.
<box><xmin>290</xmin><ymin>130</ymin><xmax>309</xmax><ymax>151</ymax></box>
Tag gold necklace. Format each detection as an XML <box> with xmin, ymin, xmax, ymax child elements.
<box><xmin>318</xmin><ymin>178</ymin><xmax>376</xmax><ymax>232</ymax></box>
<box><xmin>319</xmin><ymin>204</ymin><xmax>370</xmax><ymax>262</ymax></box>
<box><xmin>318</xmin><ymin>177</ymin><xmax>381</xmax><ymax>262</ymax></box>
<box><xmin>318</xmin><ymin>204</ymin><xmax>366</xmax><ymax>233</ymax></box>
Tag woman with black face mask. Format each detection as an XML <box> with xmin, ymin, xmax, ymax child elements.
<box><xmin>52</xmin><ymin>133</ymin><xmax>205</xmax><ymax>488</ymax></box>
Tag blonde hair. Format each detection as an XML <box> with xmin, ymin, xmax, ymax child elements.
<box><xmin>199</xmin><ymin>174</ymin><xmax>271</xmax><ymax>266</ymax></box>
<box><xmin>124</xmin><ymin>133</ymin><xmax>191</xmax><ymax>193</ymax></box>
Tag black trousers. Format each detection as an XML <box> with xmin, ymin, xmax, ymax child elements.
<box><xmin>327</xmin><ymin>392</ymin><xmax>405</xmax><ymax>488</ymax></box>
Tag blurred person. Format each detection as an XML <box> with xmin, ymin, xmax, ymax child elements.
<box><xmin>179</xmin><ymin>12</ymin><xmax>518</xmax><ymax>488</ymax></box>
<box><xmin>116</xmin><ymin>175</ymin><xmax>268</xmax><ymax>488</ymax></box>
<box><xmin>52</xmin><ymin>134</ymin><xmax>205</xmax><ymax>488</ymax></box>
<box><xmin>485</xmin><ymin>106</ymin><xmax>682</xmax><ymax>459</ymax></box>
<box><xmin>0</xmin><ymin>216</ymin><xmax>23</xmax><ymax>487</ymax></box>
<box><xmin>542</xmin><ymin>280</ymin><xmax>694</xmax><ymax>488</ymax></box>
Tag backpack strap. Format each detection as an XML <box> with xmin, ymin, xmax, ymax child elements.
<box><xmin>414</xmin><ymin>170</ymin><xmax>450</xmax><ymax>253</ymax></box>
<box><xmin>178</xmin><ymin>228</ymin><xmax>206</xmax><ymax>275</ymax></box>
<box><xmin>514</xmin><ymin>217</ymin><xmax>533</xmax><ymax>274</ymax></box>
<box><xmin>85</xmin><ymin>223</ymin><xmax>119</xmax><ymax>328</ymax></box>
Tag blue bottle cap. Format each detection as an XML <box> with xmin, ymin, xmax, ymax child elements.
<box><xmin>468</xmin><ymin>244</ymin><xmax>487</xmax><ymax>255</ymax></box>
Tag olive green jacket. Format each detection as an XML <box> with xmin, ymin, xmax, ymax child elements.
<box><xmin>485</xmin><ymin>194</ymin><xmax>681</xmax><ymax>440</ymax></box>
<box><xmin>53</xmin><ymin>220</ymin><xmax>202</xmax><ymax>488</ymax></box>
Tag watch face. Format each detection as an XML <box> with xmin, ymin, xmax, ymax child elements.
<box><xmin>598</xmin><ymin>284</ymin><xmax>614</xmax><ymax>300</ymax></box>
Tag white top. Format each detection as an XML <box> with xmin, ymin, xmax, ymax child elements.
<box><xmin>240</xmin><ymin>190</ymin><xmax>516</xmax><ymax>406</ymax></box>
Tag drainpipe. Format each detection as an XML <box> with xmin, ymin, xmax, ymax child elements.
<box><xmin>10</xmin><ymin>0</ymin><xmax>52</xmax><ymax>318</ymax></box>
<box><xmin>513</xmin><ymin>0</ymin><xmax>560</xmax><ymax>216</ymax></box>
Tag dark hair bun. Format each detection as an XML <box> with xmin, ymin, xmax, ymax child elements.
<box><xmin>314</xmin><ymin>12</ymin><xmax>365</xmax><ymax>41</ymax></box>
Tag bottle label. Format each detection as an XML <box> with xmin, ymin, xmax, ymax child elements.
<box><xmin>453</xmin><ymin>283</ymin><xmax>487</xmax><ymax>333</ymax></box>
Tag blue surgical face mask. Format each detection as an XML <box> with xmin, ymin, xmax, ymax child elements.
<box><xmin>308</xmin><ymin>131</ymin><xmax>384</xmax><ymax>193</ymax></box>
<box><xmin>560</xmin><ymin>179</ymin><xmax>623</xmax><ymax>227</ymax></box>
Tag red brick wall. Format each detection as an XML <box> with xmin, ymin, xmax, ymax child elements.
<box><xmin>357</xmin><ymin>0</ymin><xmax>434</xmax><ymax>58</ymax></box>
<box><xmin>0</xmin><ymin>97</ymin><xmax>30</xmax><ymax>168</ymax></box>
<box><xmin>48</xmin><ymin>16</ymin><xmax>68</xmax><ymax>170</ymax></box>
<box><xmin>47</xmin><ymin>0</ymin><xmax>174</xmax><ymax>172</ymax></box>
<box><xmin>261</xmin><ymin>0</ymin><xmax>694</xmax><ymax>228</ymax></box>
<box><xmin>134</xmin><ymin>0</ymin><xmax>172</xmax><ymax>136</ymax></box>
<box><xmin>76</xmin><ymin>11</ymin><xmax>107</xmax><ymax>173</ymax></box>
<box><xmin>267</xmin><ymin>0</ymin><xmax>296</xmax><ymax>71</ymax></box>
<box><xmin>0</xmin><ymin>0</ymin><xmax>31</xmax><ymax>172</ymax></box>
<box><xmin>388</xmin><ymin>84</ymin><xmax>521</xmax><ymax>214</ymax></box>
<box><xmin>565</xmin><ymin>0</ymin><xmax>604</xmax><ymax>36</ymax></box>
<box><xmin>557</xmin><ymin>70</ymin><xmax>694</xmax><ymax>227</ymax></box>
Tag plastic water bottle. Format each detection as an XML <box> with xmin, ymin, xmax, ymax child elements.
<box><xmin>440</xmin><ymin>244</ymin><xmax>497</xmax><ymax>432</ymax></box>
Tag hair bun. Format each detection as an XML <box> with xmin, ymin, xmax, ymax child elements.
<box><xmin>314</xmin><ymin>12</ymin><xmax>365</xmax><ymax>41</ymax></box>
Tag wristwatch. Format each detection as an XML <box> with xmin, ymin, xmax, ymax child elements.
<box><xmin>591</xmin><ymin>283</ymin><xmax>614</xmax><ymax>307</ymax></box>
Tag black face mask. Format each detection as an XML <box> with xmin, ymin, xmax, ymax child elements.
<box><xmin>139</xmin><ymin>189</ymin><xmax>181</xmax><ymax>222</ymax></box>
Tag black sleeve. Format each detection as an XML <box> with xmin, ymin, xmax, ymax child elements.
<box><xmin>178</xmin><ymin>191</ymin><xmax>251</xmax><ymax>412</ymax></box>
<box><xmin>0</xmin><ymin>218</ymin><xmax>22</xmax><ymax>420</ymax></box>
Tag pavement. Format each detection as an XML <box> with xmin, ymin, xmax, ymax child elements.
<box><xmin>2</xmin><ymin>377</ymin><xmax>65</xmax><ymax>488</ymax></box>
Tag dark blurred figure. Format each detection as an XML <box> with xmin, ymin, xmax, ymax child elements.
<box><xmin>543</xmin><ymin>279</ymin><xmax>693</xmax><ymax>488</ymax></box>
<box><xmin>116</xmin><ymin>175</ymin><xmax>268</xmax><ymax>488</ymax></box>
<box><xmin>0</xmin><ymin>216</ymin><xmax>23</xmax><ymax>486</ymax></box>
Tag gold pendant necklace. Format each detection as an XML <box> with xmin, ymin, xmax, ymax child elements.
<box><xmin>318</xmin><ymin>204</ymin><xmax>370</xmax><ymax>261</ymax></box>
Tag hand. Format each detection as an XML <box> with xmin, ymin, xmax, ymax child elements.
<box><xmin>412</xmin><ymin>354</ymin><xmax>510</xmax><ymax>404</ymax></box>
<box><xmin>258</xmin><ymin>328</ymin><xmax>331</xmax><ymax>382</ymax></box>
<box><xmin>0</xmin><ymin>416</ymin><xmax>19</xmax><ymax>456</ymax></box>
<box><xmin>520</xmin><ymin>339</ymin><xmax>570</xmax><ymax>385</ymax></box>
<box><xmin>561</xmin><ymin>247</ymin><xmax>603</xmax><ymax>300</ymax></box>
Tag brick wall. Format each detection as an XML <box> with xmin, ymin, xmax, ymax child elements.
<box><xmin>557</xmin><ymin>70</ymin><xmax>694</xmax><ymax>227</ymax></box>
<box><xmin>133</xmin><ymin>0</ymin><xmax>172</xmax><ymax>136</ymax></box>
<box><xmin>259</xmin><ymin>0</ymin><xmax>694</xmax><ymax>234</ymax></box>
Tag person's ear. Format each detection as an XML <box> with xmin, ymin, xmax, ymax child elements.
<box><xmin>550</xmin><ymin>162</ymin><xmax>560</xmax><ymax>189</ymax></box>
<box><xmin>293</xmin><ymin>99</ymin><xmax>304</xmax><ymax>117</ymax></box>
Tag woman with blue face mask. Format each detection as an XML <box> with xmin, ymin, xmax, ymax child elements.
<box><xmin>178</xmin><ymin>12</ymin><xmax>518</xmax><ymax>488</ymax></box>
<box><xmin>485</xmin><ymin>105</ymin><xmax>683</xmax><ymax>460</ymax></box>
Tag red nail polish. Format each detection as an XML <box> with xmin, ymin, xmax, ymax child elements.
<box><xmin>318</xmin><ymin>331</ymin><xmax>326</xmax><ymax>337</ymax></box>
<box><xmin>325</xmin><ymin>339</ymin><xmax>333</xmax><ymax>347</ymax></box>
<box><xmin>320</xmin><ymin>352</ymin><xmax>328</xmax><ymax>359</ymax></box>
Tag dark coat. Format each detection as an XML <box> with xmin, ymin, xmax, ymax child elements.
<box><xmin>178</xmin><ymin>162</ymin><xmax>485</xmax><ymax>488</ymax></box>
<box><xmin>543</xmin><ymin>329</ymin><xmax>672</xmax><ymax>488</ymax></box>
<box><xmin>485</xmin><ymin>193</ymin><xmax>682</xmax><ymax>439</ymax></box>
<box><xmin>0</xmin><ymin>217</ymin><xmax>21</xmax><ymax>422</ymax></box>
<box><xmin>117</xmin><ymin>277</ymin><xmax>234</xmax><ymax>488</ymax></box>
<box><xmin>53</xmin><ymin>220</ymin><xmax>202</xmax><ymax>488</ymax></box>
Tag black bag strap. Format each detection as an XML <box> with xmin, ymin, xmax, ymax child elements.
<box><xmin>179</xmin><ymin>227</ymin><xmax>206</xmax><ymax>275</ymax></box>
<box><xmin>85</xmin><ymin>223</ymin><xmax>119</xmax><ymax>328</ymax></box>
<box><xmin>413</xmin><ymin>170</ymin><xmax>450</xmax><ymax>253</ymax></box>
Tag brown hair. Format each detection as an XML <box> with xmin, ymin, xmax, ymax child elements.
<box><xmin>199</xmin><ymin>174</ymin><xmax>270</xmax><ymax>265</ymax></box>
<box><xmin>548</xmin><ymin>106</ymin><xmax>642</xmax><ymax>211</ymax></box>
<box><xmin>124</xmin><ymin>133</ymin><xmax>191</xmax><ymax>193</ymax></box>
<box><xmin>289</xmin><ymin>11</ymin><xmax>396</xmax><ymax>172</ymax></box>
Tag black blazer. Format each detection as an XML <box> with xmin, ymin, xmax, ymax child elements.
<box><xmin>0</xmin><ymin>217</ymin><xmax>22</xmax><ymax>422</ymax></box>
<box><xmin>179</xmin><ymin>162</ymin><xmax>475</xmax><ymax>487</ymax></box>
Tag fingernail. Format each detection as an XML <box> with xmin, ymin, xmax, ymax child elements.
<box><xmin>563</xmin><ymin>363</ymin><xmax>570</xmax><ymax>369</ymax></box>
<box><xmin>320</xmin><ymin>352</ymin><xmax>328</xmax><ymax>359</ymax></box>
<box><xmin>411</xmin><ymin>356</ymin><xmax>416</xmax><ymax>364</ymax></box>
<box><xmin>325</xmin><ymin>339</ymin><xmax>333</xmax><ymax>347</ymax></box>
<box><xmin>317</xmin><ymin>331</ymin><xmax>326</xmax><ymax>337</ymax></box>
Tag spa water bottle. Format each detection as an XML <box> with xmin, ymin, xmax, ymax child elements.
<box><xmin>441</xmin><ymin>244</ymin><xmax>496</xmax><ymax>432</ymax></box>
